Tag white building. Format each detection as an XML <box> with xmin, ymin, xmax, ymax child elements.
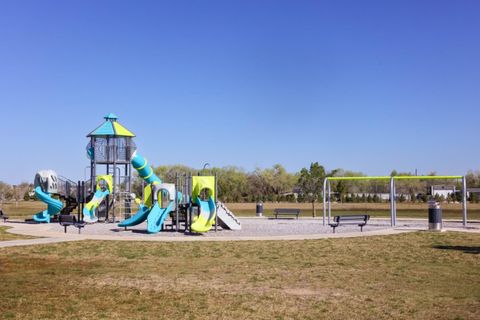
<box><xmin>430</xmin><ymin>185</ymin><xmax>457</xmax><ymax>198</ymax></box>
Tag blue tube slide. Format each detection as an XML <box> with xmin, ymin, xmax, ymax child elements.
<box><xmin>117</xmin><ymin>152</ymin><xmax>162</xmax><ymax>228</ymax></box>
<box><xmin>131</xmin><ymin>153</ymin><xmax>162</xmax><ymax>184</ymax></box>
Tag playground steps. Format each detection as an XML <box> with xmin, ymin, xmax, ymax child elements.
<box><xmin>60</xmin><ymin>196</ymin><xmax>78</xmax><ymax>215</ymax></box>
<box><xmin>216</xmin><ymin>202</ymin><xmax>241</xmax><ymax>230</ymax></box>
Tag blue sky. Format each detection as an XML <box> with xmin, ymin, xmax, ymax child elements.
<box><xmin>0</xmin><ymin>0</ymin><xmax>479</xmax><ymax>184</ymax></box>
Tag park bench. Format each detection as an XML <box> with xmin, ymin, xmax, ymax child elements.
<box><xmin>329</xmin><ymin>214</ymin><xmax>370</xmax><ymax>233</ymax></box>
<box><xmin>59</xmin><ymin>215</ymin><xmax>85</xmax><ymax>234</ymax></box>
<box><xmin>0</xmin><ymin>209</ymin><xmax>8</xmax><ymax>222</ymax></box>
<box><xmin>273</xmin><ymin>208</ymin><xmax>301</xmax><ymax>219</ymax></box>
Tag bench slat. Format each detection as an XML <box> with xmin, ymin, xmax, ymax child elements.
<box><xmin>274</xmin><ymin>209</ymin><xmax>300</xmax><ymax>213</ymax></box>
<box><xmin>273</xmin><ymin>208</ymin><xmax>300</xmax><ymax>219</ymax></box>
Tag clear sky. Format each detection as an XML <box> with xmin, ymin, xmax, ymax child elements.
<box><xmin>0</xmin><ymin>0</ymin><xmax>479</xmax><ymax>184</ymax></box>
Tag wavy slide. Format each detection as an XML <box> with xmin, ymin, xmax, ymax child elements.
<box><xmin>146</xmin><ymin>200</ymin><xmax>175</xmax><ymax>233</ymax></box>
<box><xmin>118</xmin><ymin>204</ymin><xmax>150</xmax><ymax>227</ymax></box>
<box><xmin>33</xmin><ymin>186</ymin><xmax>63</xmax><ymax>223</ymax></box>
<box><xmin>119</xmin><ymin>196</ymin><xmax>177</xmax><ymax>233</ymax></box>
<box><xmin>191</xmin><ymin>196</ymin><xmax>216</xmax><ymax>233</ymax></box>
<box><xmin>83</xmin><ymin>188</ymin><xmax>110</xmax><ymax>223</ymax></box>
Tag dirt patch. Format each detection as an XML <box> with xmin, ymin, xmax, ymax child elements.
<box><xmin>283</xmin><ymin>287</ymin><xmax>338</xmax><ymax>298</ymax></box>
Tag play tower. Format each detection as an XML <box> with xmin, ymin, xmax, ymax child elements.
<box><xmin>86</xmin><ymin>113</ymin><xmax>136</xmax><ymax>222</ymax></box>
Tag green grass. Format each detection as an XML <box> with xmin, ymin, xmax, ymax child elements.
<box><xmin>0</xmin><ymin>232</ymin><xmax>479</xmax><ymax>319</ymax></box>
<box><xmin>0</xmin><ymin>226</ymin><xmax>36</xmax><ymax>241</ymax></box>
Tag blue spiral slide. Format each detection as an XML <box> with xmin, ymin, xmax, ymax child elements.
<box><xmin>33</xmin><ymin>186</ymin><xmax>63</xmax><ymax>223</ymax></box>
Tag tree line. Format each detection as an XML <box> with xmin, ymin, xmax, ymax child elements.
<box><xmin>0</xmin><ymin>182</ymin><xmax>32</xmax><ymax>201</ymax></box>
<box><xmin>143</xmin><ymin>163</ymin><xmax>480</xmax><ymax>205</ymax></box>
<box><xmin>2</xmin><ymin>164</ymin><xmax>479</xmax><ymax>206</ymax></box>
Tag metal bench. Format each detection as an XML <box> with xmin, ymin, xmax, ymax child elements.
<box><xmin>273</xmin><ymin>208</ymin><xmax>301</xmax><ymax>219</ymax></box>
<box><xmin>329</xmin><ymin>214</ymin><xmax>370</xmax><ymax>233</ymax></box>
<box><xmin>0</xmin><ymin>209</ymin><xmax>8</xmax><ymax>222</ymax></box>
<box><xmin>59</xmin><ymin>215</ymin><xmax>86</xmax><ymax>234</ymax></box>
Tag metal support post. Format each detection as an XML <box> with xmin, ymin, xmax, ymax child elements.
<box><xmin>390</xmin><ymin>177</ymin><xmax>395</xmax><ymax>227</ymax></box>
<box><xmin>214</xmin><ymin>172</ymin><xmax>218</xmax><ymax>232</ymax></box>
<box><xmin>322</xmin><ymin>178</ymin><xmax>327</xmax><ymax>226</ymax></box>
<box><xmin>462</xmin><ymin>176</ymin><xmax>468</xmax><ymax>226</ymax></box>
<box><xmin>327</xmin><ymin>180</ymin><xmax>331</xmax><ymax>224</ymax></box>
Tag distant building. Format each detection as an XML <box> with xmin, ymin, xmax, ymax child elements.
<box><xmin>430</xmin><ymin>185</ymin><xmax>457</xmax><ymax>198</ymax></box>
<box><xmin>350</xmin><ymin>193</ymin><xmax>391</xmax><ymax>201</ymax></box>
<box><xmin>467</xmin><ymin>188</ymin><xmax>480</xmax><ymax>198</ymax></box>
<box><xmin>280</xmin><ymin>186</ymin><xmax>303</xmax><ymax>201</ymax></box>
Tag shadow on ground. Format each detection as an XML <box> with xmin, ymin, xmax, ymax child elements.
<box><xmin>433</xmin><ymin>245</ymin><xmax>480</xmax><ymax>254</ymax></box>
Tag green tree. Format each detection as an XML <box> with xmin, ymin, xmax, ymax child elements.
<box><xmin>216</xmin><ymin>167</ymin><xmax>249</xmax><ymax>202</ymax></box>
<box><xmin>470</xmin><ymin>192</ymin><xmax>479</xmax><ymax>203</ymax></box>
<box><xmin>334</xmin><ymin>181</ymin><xmax>347</xmax><ymax>202</ymax></box>
<box><xmin>298</xmin><ymin>162</ymin><xmax>326</xmax><ymax>217</ymax></box>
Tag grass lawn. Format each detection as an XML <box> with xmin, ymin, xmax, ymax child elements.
<box><xmin>0</xmin><ymin>201</ymin><xmax>45</xmax><ymax>220</ymax></box>
<box><xmin>0</xmin><ymin>232</ymin><xmax>479</xmax><ymax>319</ymax></box>
<box><xmin>0</xmin><ymin>226</ymin><xmax>36</xmax><ymax>241</ymax></box>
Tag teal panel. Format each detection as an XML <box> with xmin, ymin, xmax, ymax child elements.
<box><xmin>104</xmin><ymin>113</ymin><xmax>118</xmax><ymax>120</ymax></box>
<box><xmin>89</xmin><ymin>121</ymin><xmax>115</xmax><ymax>136</ymax></box>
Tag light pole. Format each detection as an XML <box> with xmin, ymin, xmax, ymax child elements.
<box><xmin>202</xmin><ymin>163</ymin><xmax>211</xmax><ymax>176</ymax></box>
<box><xmin>13</xmin><ymin>185</ymin><xmax>18</xmax><ymax>207</ymax></box>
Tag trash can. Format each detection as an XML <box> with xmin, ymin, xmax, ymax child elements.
<box><xmin>256</xmin><ymin>202</ymin><xmax>263</xmax><ymax>217</ymax></box>
<box><xmin>428</xmin><ymin>200</ymin><xmax>442</xmax><ymax>231</ymax></box>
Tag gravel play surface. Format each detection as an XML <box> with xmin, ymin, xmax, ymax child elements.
<box><xmin>42</xmin><ymin>217</ymin><xmax>477</xmax><ymax>238</ymax></box>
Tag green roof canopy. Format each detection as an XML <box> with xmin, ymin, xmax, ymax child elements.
<box><xmin>87</xmin><ymin>113</ymin><xmax>135</xmax><ymax>137</ymax></box>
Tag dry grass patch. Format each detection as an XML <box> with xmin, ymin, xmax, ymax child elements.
<box><xmin>0</xmin><ymin>201</ymin><xmax>45</xmax><ymax>220</ymax></box>
<box><xmin>0</xmin><ymin>232</ymin><xmax>479</xmax><ymax>319</ymax></box>
<box><xmin>0</xmin><ymin>226</ymin><xmax>37</xmax><ymax>241</ymax></box>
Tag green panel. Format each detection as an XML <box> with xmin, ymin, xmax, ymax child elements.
<box><xmin>96</xmin><ymin>174</ymin><xmax>113</xmax><ymax>193</ymax></box>
<box><xmin>328</xmin><ymin>176</ymin><xmax>391</xmax><ymax>181</ymax></box>
<box><xmin>394</xmin><ymin>175</ymin><xmax>462</xmax><ymax>180</ymax></box>
<box><xmin>143</xmin><ymin>184</ymin><xmax>153</xmax><ymax>207</ymax></box>
<box><xmin>113</xmin><ymin>122</ymin><xmax>135</xmax><ymax>137</ymax></box>
<box><xmin>328</xmin><ymin>175</ymin><xmax>463</xmax><ymax>181</ymax></box>
<box><xmin>192</xmin><ymin>176</ymin><xmax>215</xmax><ymax>202</ymax></box>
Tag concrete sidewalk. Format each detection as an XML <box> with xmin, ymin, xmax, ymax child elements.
<box><xmin>0</xmin><ymin>237</ymin><xmax>82</xmax><ymax>248</ymax></box>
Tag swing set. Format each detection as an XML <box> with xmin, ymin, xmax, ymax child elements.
<box><xmin>323</xmin><ymin>175</ymin><xmax>468</xmax><ymax>227</ymax></box>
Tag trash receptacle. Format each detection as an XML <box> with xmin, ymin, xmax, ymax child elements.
<box><xmin>428</xmin><ymin>200</ymin><xmax>442</xmax><ymax>231</ymax></box>
<box><xmin>256</xmin><ymin>202</ymin><xmax>263</xmax><ymax>217</ymax></box>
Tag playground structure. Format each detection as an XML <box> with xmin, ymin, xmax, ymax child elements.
<box><xmin>31</xmin><ymin>113</ymin><xmax>241</xmax><ymax>234</ymax></box>
<box><xmin>86</xmin><ymin>113</ymin><xmax>136</xmax><ymax>222</ymax></box>
<box><xmin>32</xmin><ymin>170</ymin><xmax>79</xmax><ymax>223</ymax></box>
<box><xmin>118</xmin><ymin>157</ymin><xmax>241</xmax><ymax>233</ymax></box>
<box><xmin>323</xmin><ymin>175</ymin><xmax>468</xmax><ymax>227</ymax></box>
<box><xmin>28</xmin><ymin>113</ymin><xmax>470</xmax><ymax>233</ymax></box>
